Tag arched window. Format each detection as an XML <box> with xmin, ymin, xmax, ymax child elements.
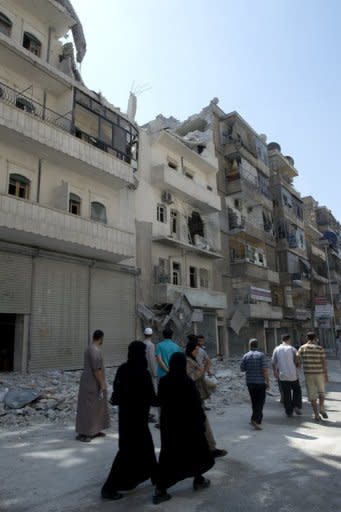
<box><xmin>69</xmin><ymin>193</ymin><xmax>81</xmax><ymax>216</ymax></box>
<box><xmin>23</xmin><ymin>32</ymin><xmax>41</xmax><ymax>57</ymax></box>
<box><xmin>91</xmin><ymin>202</ymin><xmax>107</xmax><ymax>224</ymax></box>
<box><xmin>0</xmin><ymin>12</ymin><xmax>12</xmax><ymax>37</ymax></box>
<box><xmin>8</xmin><ymin>173</ymin><xmax>30</xmax><ymax>199</ymax></box>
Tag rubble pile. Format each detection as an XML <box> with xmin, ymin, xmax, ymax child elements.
<box><xmin>0</xmin><ymin>359</ymin><xmax>278</xmax><ymax>429</ymax></box>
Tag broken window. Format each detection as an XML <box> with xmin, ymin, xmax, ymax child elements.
<box><xmin>189</xmin><ymin>266</ymin><xmax>198</xmax><ymax>288</ymax></box>
<box><xmin>16</xmin><ymin>97</ymin><xmax>35</xmax><ymax>114</ymax></box>
<box><xmin>172</xmin><ymin>262</ymin><xmax>181</xmax><ymax>286</ymax></box>
<box><xmin>157</xmin><ymin>203</ymin><xmax>167</xmax><ymax>223</ymax></box>
<box><xmin>69</xmin><ymin>193</ymin><xmax>81</xmax><ymax>216</ymax></box>
<box><xmin>188</xmin><ymin>211</ymin><xmax>204</xmax><ymax>244</ymax></box>
<box><xmin>23</xmin><ymin>32</ymin><xmax>41</xmax><ymax>57</ymax></box>
<box><xmin>170</xmin><ymin>209</ymin><xmax>178</xmax><ymax>235</ymax></box>
<box><xmin>199</xmin><ymin>268</ymin><xmax>209</xmax><ymax>288</ymax></box>
<box><xmin>8</xmin><ymin>174</ymin><xmax>30</xmax><ymax>199</ymax></box>
<box><xmin>91</xmin><ymin>202</ymin><xmax>107</xmax><ymax>224</ymax></box>
<box><xmin>167</xmin><ymin>158</ymin><xmax>178</xmax><ymax>170</ymax></box>
<box><xmin>0</xmin><ymin>12</ymin><xmax>12</xmax><ymax>36</ymax></box>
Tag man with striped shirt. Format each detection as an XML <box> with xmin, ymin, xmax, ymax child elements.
<box><xmin>240</xmin><ymin>338</ymin><xmax>269</xmax><ymax>430</ymax></box>
<box><xmin>298</xmin><ymin>332</ymin><xmax>329</xmax><ymax>421</ymax></box>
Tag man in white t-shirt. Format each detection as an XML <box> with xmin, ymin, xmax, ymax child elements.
<box><xmin>272</xmin><ymin>334</ymin><xmax>302</xmax><ymax>417</ymax></box>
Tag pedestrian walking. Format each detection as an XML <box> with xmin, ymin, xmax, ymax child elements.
<box><xmin>297</xmin><ymin>332</ymin><xmax>329</xmax><ymax>421</ymax></box>
<box><xmin>186</xmin><ymin>339</ymin><xmax>227</xmax><ymax>459</ymax></box>
<box><xmin>75</xmin><ymin>329</ymin><xmax>110</xmax><ymax>442</ymax></box>
<box><xmin>153</xmin><ymin>352</ymin><xmax>215</xmax><ymax>504</ymax></box>
<box><xmin>196</xmin><ymin>334</ymin><xmax>213</xmax><ymax>375</ymax></box>
<box><xmin>155</xmin><ymin>327</ymin><xmax>182</xmax><ymax>378</ymax></box>
<box><xmin>143</xmin><ymin>327</ymin><xmax>158</xmax><ymax>390</ymax></box>
<box><xmin>143</xmin><ymin>327</ymin><xmax>158</xmax><ymax>424</ymax></box>
<box><xmin>272</xmin><ymin>334</ymin><xmax>302</xmax><ymax>417</ymax></box>
<box><xmin>240</xmin><ymin>338</ymin><xmax>270</xmax><ymax>430</ymax></box>
<box><xmin>101</xmin><ymin>341</ymin><xmax>158</xmax><ymax>501</ymax></box>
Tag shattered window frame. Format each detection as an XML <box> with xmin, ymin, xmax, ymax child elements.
<box><xmin>73</xmin><ymin>89</ymin><xmax>139</xmax><ymax>164</ymax></box>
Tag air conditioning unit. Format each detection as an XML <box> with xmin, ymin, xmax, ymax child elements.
<box><xmin>161</xmin><ymin>191</ymin><xmax>173</xmax><ymax>204</ymax></box>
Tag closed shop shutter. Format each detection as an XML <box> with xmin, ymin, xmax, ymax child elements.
<box><xmin>0</xmin><ymin>252</ymin><xmax>32</xmax><ymax>314</ymax></box>
<box><xmin>30</xmin><ymin>257</ymin><xmax>89</xmax><ymax>370</ymax></box>
<box><xmin>198</xmin><ymin>312</ymin><xmax>217</xmax><ymax>357</ymax></box>
<box><xmin>90</xmin><ymin>268</ymin><xmax>135</xmax><ymax>366</ymax></box>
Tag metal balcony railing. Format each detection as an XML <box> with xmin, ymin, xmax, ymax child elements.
<box><xmin>0</xmin><ymin>80</ymin><xmax>73</xmax><ymax>132</ymax></box>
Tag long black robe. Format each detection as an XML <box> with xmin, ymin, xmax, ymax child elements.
<box><xmin>157</xmin><ymin>358</ymin><xmax>215</xmax><ymax>489</ymax></box>
<box><xmin>102</xmin><ymin>359</ymin><xmax>158</xmax><ymax>492</ymax></box>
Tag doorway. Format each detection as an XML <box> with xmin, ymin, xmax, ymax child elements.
<box><xmin>0</xmin><ymin>314</ymin><xmax>16</xmax><ymax>371</ymax></box>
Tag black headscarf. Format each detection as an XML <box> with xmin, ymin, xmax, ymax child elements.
<box><xmin>168</xmin><ymin>352</ymin><xmax>187</xmax><ymax>379</ymax></box>
<box><xmin>185</xmin><ymin>340</ymin><xmax>199</xmax><ymax>360</ymax></box>
<box><xmin>127</xmin><ymin>340</ymin><xmax>148</xmax><ymax>370</ymax></box>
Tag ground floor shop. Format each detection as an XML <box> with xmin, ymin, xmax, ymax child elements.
<box><xmin>0</xmin><ymin>243</ymin><xmax>137</xmax><ymax>372</ymax></box>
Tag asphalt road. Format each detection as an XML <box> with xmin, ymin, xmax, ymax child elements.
<box><xmin>1</xmin><ymin>361</ymin><xmax>341</xmax><ymax>512</ymax></box>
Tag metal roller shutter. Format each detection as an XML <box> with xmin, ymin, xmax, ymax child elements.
<box><xmin>0</xmin><ymin>252</ymin><xmax>32</xmax><ymax>313</ymax></box>
<box><xmin>90</xmin><ymin>268</ymin><xmax>135</xmax><ymax>366</ymax></box>
<box><xmin>30</xmin><ymin>257</ymin><xmax>89</xmax><ymax>370</ymax></box>
<box><xmin>198</xmin><ymin>312</ymin><xmax>218</xmax><ymax>357</ymax></box>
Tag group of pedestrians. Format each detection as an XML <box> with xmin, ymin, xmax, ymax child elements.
<box><xmin>75</xmin><ymin>327</ymin><xmax>226</xmax><ymax>504</ymax></box>
<box><xmin>241</xmin><ymin>331</ymin><xmax>329</xmax><ymax>429</ymax></box>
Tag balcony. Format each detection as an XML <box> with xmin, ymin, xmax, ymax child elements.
<box><xmin>0</xmin><ymin>32</ymin><xmax>72</xmax><ymax>95</ymax></box>
<box><xmin>223</xmin><ymin>140</ymin><xmax>270</xmax><ymax>177</ymax></box>
<box><xmin>292</xmin><ymin>273</ymin><xmax>311</xmax><ymax>291</ymax></box>
<box><xmin>153</xmin><ymin>283</ymin><xmax>227</xmax><ymax>310</ymax></box>
<box><xmin>268</xmin><ymin>148</ymin><xmax>298</xmax><ymax>178</ymax></box>
<box><xmin>0</xmin><ymin>82</ymin><xmax>135</xmax><ymax>189</ymax></box>
<box><xmin>151</xmin><ymin>164</ymin><xmax>221</xmax><ymax>214</ymax></box>
<box><xmin>153</xmin><ymin>234</ymin><xmax>222</xmax><ymax>259</ymax></box>
<box><xmin>226</xmin><ymin>171</ymin><xmax>273</xmax><ymax>211</ymax></box>
<box><xmin>228</xmin><ymin>219</ymin><xmax>276</xmax><ymax>246</ymax></box>
<box><xmin>230</xmin><ymin>262</ymin><xmax>279</xmax><ymax>284</ymax></box>
<box><xmin>0</xmin><ymin>194</ymin><xmax>134</xmax><ymax>263</ymax></box>
<box><xmin>239</xmin><ymin>303</ymin><xmax>283</xmax><ymax>320</ymax></box>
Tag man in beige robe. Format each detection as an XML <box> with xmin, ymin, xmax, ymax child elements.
<box><xmin>75</xmin><ymin>330</ymin><xmax>110</xmax><ymax>442</ymax></box>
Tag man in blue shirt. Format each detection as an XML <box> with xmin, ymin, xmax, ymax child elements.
<box><xmin>155</xmin><ymin>327</ymin><xmax>181</xmax><ymax>378</ymax></box>
<box><xmin>240</xmin><ymin>338</ymin><xmax>269</xmax><ymax>430</ymax></box>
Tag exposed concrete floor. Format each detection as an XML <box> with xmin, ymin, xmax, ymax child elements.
<box><xmin>1</xmin><ymin>361</ymin><xmax>341</xmax><ymax>512</ymax></box>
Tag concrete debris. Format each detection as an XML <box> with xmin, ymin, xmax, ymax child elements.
<box><xmin>4</xmin><ymin>389</ymin><xmax>40</xmax><ymax>409</ymax></box>
<box><xmin>0</xmin><ymin>360</ymin><xmax>278</xmax><ymax>429</ymax></box>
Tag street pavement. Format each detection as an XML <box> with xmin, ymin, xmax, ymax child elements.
<box><xmin>1</xmin><ymin>360</ymin><xmax>341</xmax><ymax>512</ymax></box>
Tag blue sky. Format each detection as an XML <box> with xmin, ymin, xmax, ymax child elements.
<box><xmin>71</xmin><ymin>0</ymin><xmax>341</xmax><ymax>220</ymax></box>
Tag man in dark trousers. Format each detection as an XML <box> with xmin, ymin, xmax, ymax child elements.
<box><xmin>240</xmin><ymin>338</ymin><xmax>269</xmax><ymax>430</ymax></box>
<box><xmin>272</xmin><ymin>334</ymin><xmax>302</xmax><ymax>417</ymax></box>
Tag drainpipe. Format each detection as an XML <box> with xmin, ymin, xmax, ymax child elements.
<box><xmin>47</xmin><ymin>27</ymin><xmax>52</xmax><ymax>63</ymax></box>
<box><xmin>37</xmin><ymin>159</ymin><xmax>42</xmax><ymax>203</ymax></box>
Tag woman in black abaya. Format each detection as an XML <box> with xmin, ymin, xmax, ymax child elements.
<box><xmin>154</xmin><ymin>352</ymin><xmax>215</xmax><ymax>504</ymax></box>
<box><xmin>101</xmin><ymin>341</ymin><xmax>158</xmax><ymax>501</ymax></box>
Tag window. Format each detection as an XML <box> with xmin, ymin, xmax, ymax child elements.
<box><xmin>184</xmin><ymin>170</ymin><xmax>194</xmax><ymax>180</ymax></box>
<box><xmin>157</xmin><ymin>203</ymin><xmax>167</xmax><ymax>223</ymax></box>
<box><xmin>199</xmin><ymin>268</ymin><xmax>209</xmax><ymax>288</ymax></box>
<box><xmin>0</xmin><ymin>12</ymin><xmax>12</xmax><ymax>36</ymax></box>
<box><xmin>170</xmin><ymin>209</ymin><xmax>178</xmax><ymax>235</ymax></box>
<box><xmin>74</xmin><ymin>89</ymin><xmax>139</xmax><ymax>164</ymax></box>
<box><xmin>189</xmin><ymin>266</ymin><xmax>198</xmax><ymax>288</ymax></box>
<box><xmin>172</xmin><ymin>262</ymin><xmax>181</xmax><ymax>285</ymax></box>
<box><xmin>69</xmin><ymin>193</ymin><xmax>81</xmax><ymax>216</ymax></box>
<box><xmin>8</xmin><ymin>174</ymin><xmax>30</xmax><ymax>199</ymax></box>
<box><xmin>16</xmin><ymin>97</ymin><xmax>35</xmax><ymax>113</ymax></box>
<box><xmin>91</xmin><ymin>202</ymin><xmax>107</xmax><ymax>224</ymax></box>
<box><xmin>23</xmin><ymin>32</ymin><xmax>42</xmax><ymax>57</ymax></box>
<box><xmin>167</xmin><ymin>158</ymin><xmax>178</xmax><ymax>170</ymax></box>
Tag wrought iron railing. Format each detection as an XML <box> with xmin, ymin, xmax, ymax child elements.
<box><xmin>0</xmin><ymin>80</ymin><xmax>73</xmax><ymax>132</ymax></box>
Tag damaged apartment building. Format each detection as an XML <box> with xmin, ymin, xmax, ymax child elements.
<box><xmin>0</xmin><ymin>0</ymin><xmax>139</xmax><ymax>371</ymax></box>
<box><xmin>136</xmin><ymin>115</ymin><xmax>227</xmax><ymax>356</ymax></box>
<box><xmin>170</xmin><ymin>102</ymin><xmax>282</xmax><ymax>354</ymax></box>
